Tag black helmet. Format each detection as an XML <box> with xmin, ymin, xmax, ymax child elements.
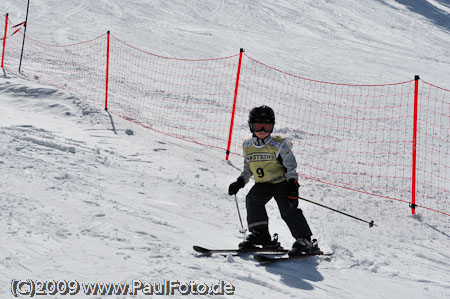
<box><xmin>248</xmin><ymin>105</ymin><xmax>275</xmax><ymax>133</ymax></box>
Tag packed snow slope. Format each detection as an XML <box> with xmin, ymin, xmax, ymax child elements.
<box><xmin>1</xmin><ymin>0</ymin><xmax>450</xmax><ymax>298</ymax></box>
<box><xmin>2</xmin><ymin>0</ymin><xmax>450</xmax><ymax>85</ymax></box>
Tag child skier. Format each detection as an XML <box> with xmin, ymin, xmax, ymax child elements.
<box><xmin>228</xmin><ymin>105</ymin><xmax>318</xmax><ymax>256</ymax></box>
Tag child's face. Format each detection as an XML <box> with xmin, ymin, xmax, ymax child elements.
<box><xmin>254</xmin><ymin>130</ymin><xmax>270</xmax><ymax>139</ymax></box>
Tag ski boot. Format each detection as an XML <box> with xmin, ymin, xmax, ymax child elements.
<box><xmin>288</xmin><ymin>238</ymin><xmax>321</xmax><ymax>257</ymax></box>
<box><xmin>239</xmin><ymin>230</ymin><xmax>282</xmax><ymax>250</ymax></box>
<box><xmin>264</xmin><ymin>233</ymin><xmax>283</xmax><ymax>249</ymax></box>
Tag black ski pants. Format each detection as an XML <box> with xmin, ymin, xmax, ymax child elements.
<box><xmin>246</xmin><ymin>181</ymin><xmax>312</xmax><ymax>239</ymax></box>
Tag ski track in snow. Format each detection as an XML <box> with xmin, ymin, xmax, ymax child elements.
<box><xmin>1</xmin><ymin>0</ymin><xmax>450</xmax><ymax>298</ymax></box>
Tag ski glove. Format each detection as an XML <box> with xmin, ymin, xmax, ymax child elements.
<box><xmin>228</xmin><ymin>177</ymin><xmax>245</xmax><ymax>195</ymax></box>
<box><xmin>286</xmin><ymin>179</ymin><xmax>299</xmax><ymax>200</ymax></box>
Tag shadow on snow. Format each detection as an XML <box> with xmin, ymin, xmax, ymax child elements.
<box><xmin>257</xmin><ymin>259</ymin><xmax>323</xmax><ymax>291</ymax></box>
<box><xmin>382</xmin><ymin>0</ymin><xmax>450</xmax><ymax>31</ymax></box>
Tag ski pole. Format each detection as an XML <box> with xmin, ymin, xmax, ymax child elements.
<box><xmin>234</xmin><ymin>194</ymin><xmax>247</xmax><ymax>234</ymax></box>
<box><xmin>19</xmin><ymin>0</ymin><xmax>31</xmax><ymax>73</ymax></box>
<box><xmin>298</xmin><ymin>196</ymin><xmax>376</xmax><ymax>227</ymax></box>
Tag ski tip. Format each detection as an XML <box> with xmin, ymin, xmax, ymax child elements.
<box><xmin>193</xmin><ymin>246</ymin><xmax>210</xmax><ymax>254</ymax></box>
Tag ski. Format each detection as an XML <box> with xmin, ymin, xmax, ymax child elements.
<box><xmin>193</xmin><ymin>245</ymin><xmax>288</xmax><ymax>255</ymax></box>
<box><xmin>254</xmin><ymin>252</ymin><xmax>333</xmax><ymax>263</ymax></box>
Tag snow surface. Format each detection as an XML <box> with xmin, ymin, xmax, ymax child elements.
<box><xmin>1</xmin><ymin>0</ymin><xmax>450</xmax><ymax>298</ymax></box>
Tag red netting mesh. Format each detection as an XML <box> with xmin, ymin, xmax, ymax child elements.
<box><xmin>4</xmin><ymin>29</ymin><xmax>106</xmax><ymax>108</ymax></box>
<box><xmin>233</xmin><ymin>55</ymin><xmax>416</xmax><ymax>204</ymax></box>
<box><xmin>416</xmin><ymin>81</ymin><xmax>450</xmax><ymax>214</ymax></box>
<box><xmin>107</xmin><ymin>36</ymin><xmax>239</xmax><ymax>150</ymax></box>
<box><xmin>1</xmin><ymin>18</ymin><xmax>449</xmax><ymax>216</ymax></box>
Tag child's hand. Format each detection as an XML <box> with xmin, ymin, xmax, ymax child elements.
<box><xmin>286</xmin><ymin>179</ymin><xmax>299</xmax><ymax>200</ymax></box>
<box><xmin>228</xmin><ymin>177</ymin><xmax>245</xmax><ymax>195</ymax></box>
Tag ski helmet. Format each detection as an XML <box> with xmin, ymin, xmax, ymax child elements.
<box><xmin>248</xmin><ymin>105</ymin><xmax>275</xmax><ymax>133</ymax></box>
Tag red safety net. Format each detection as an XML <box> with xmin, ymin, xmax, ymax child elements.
<box><xmin>1</xmin><ymin>18</ymin><xmax>449</xmax><ymax>216</ymax></box>
<box><xmin>3</xmin><ymin>24</ymin><xmax>106</xmax><ymax>108</ymax></box>
<box><xmin>416</xmin><ymin>80</ymin><xmax>450</xmax><ymax>215</ymax></box>
<box><xmin>107</xmin><ymin>36</ymin><xmax>240</xmax><ymax>150</ymax></box>
<box><xmin>234</xmin><ymin>55</ymin><xmax>416</xmax><ymax>205</ymax></box>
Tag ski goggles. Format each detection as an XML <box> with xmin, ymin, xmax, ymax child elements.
<box><xmin>251</xmin><ymin>122</ymin><xmax>274</xmax><ymax>132</ymax></box>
